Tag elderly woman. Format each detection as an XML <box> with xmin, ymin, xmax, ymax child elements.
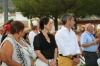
<box><xmin>0</xmin><ymin>21</ymin><xmax>34</xmax><ymax>66</ymax></box>
<box><xmin>34</xmin><ymin>17</ymin><xmax>58</xmax><ymax>66</ymax></box>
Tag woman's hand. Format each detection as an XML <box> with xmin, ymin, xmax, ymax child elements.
<box><xmin>49</xmin><ymin>60</ymin><xmax>56</xmax><ymax>66</ymax></box>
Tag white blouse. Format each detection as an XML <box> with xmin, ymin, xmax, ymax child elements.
<box><xmin>1</xmin><ymin>35</ymin><xmax>34</xmax><ymax>66</ymax></box>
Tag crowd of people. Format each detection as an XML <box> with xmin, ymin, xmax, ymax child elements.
<box><xmin>0</xmin><ymin>13</ymin><xmax>100</xmax><ymax>66</ymax></box>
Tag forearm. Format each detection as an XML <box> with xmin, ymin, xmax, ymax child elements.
<box><xmin>5</xmin><ymin>59</ymin><xmax>22</xmax><ymax>66</ymax></box>
<box><xmin>53</xmin><ymin>48</ymin><xmax>57</xmax><ymax>61</ymax></box>
<box><xmin>36</xmin><ymin>52</ymin><xmax>48</xmax><ymax>64</ymax></box>
<box><xmin>82</xmin><ymin>41</ymin><xmax>95</xmax><ymax>47</ymax></box>
<box><xmin>31</xmin><ymin>59</ymin><xmax>34</xmax><ymax>66</ymax></box>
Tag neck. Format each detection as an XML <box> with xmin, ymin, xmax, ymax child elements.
<box><xmin>87</xmin><ymin>30</ymin><xmax>92</xmax><ymax>34</ymax></box>
<box><xmin>33</xmin><ymin>30</ymin><xmax>38</xmax><ymax>34</ymax></box>
<box><xmin>41</xmin><ymin>29</ymin><xmax>48</xmax><ymax>35</ymax></box>
<box><xmin>12</xmin><ymin>34</ymin><xmax>20</xmax><ymax>41</ymax></box>
<box><xmin>5</xmin><ymin>31</ymin><xmax>9</xmax><ymax>35</ymax></box>
<box><xmin>64</xmin><ymin>25</ymin><xmax>71</xmax><ymax>31</ymax></box>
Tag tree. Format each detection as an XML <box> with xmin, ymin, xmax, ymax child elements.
<box><xmin>12</xmin><ymin>0</ymin><xmax>78</xmax><ymax>30</ymax></box>
<box><xmin>12</xmin><ymin>0</ymin><xmax>100</xmax><ymax>30</ymax></box>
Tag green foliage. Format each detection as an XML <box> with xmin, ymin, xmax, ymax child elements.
<box><xmin>72</xmin><ymin>0</ymin><xmax>100</xmax><ymax>17</ymax></box>
<box><xmin>12</xmin><ymin>0</ymin><xmax>100</xmax><ymax>30</ymax></box>
<box><xmin>80</xmin><ymin>64</ymin><xmax>86</xmax><ymax>66</ymax></box>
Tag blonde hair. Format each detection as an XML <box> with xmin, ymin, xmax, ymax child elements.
<box><xmin>30</xmin><ymin>20</ymin><xmax>39</xmax><ymax>30</ymax></box>
<box><xmin>76</xmin><ymin>29</ymin><xmax>83</xmax><ymax>35</ymax></box>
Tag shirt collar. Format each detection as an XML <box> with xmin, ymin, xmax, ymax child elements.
<box><xmin>85</xmin><ymin>31</ymin><xmax>93</xmax><ymax>35</ymax></box>
<box><xmin>61</xmin><ymin>26</ymin><xmax>72</xmax><ymax>31</ymax></box>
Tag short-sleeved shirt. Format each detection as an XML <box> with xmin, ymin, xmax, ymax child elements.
<box><xmin>34</xmin><ymin>32</ymin><xmax>57</xmax><ymax>59</ymax></box>
<box><xmin>80</xmin><ymin>31</ymin><xmax>98</xmax><ymax>52</ymax></box>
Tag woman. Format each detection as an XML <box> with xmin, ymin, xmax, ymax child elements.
<box><xmin>1</xmin><ymin>20</ymin><xmax>13</xmax><ymax>43</ymax></box>
<box><xmin>76</xmin><ymin>29</ymin><xmax>83</xmax><ymax>54</ymax></box>
<box><xmin>0</xmin><ymin>21</ymin><xmax>34</xmax><ymax>66</ymax></box>
<box><xmin>23</xmin><ymin>32</ymin><xmax>30</xmax><ymax>45</ymax></box>
<box><xmin>28</xmin><ymin>20</ymin><xmax>40</xmax><ymax>58</ymax></box>
<box><xmin>29</xmin><ymin>20</ymin><xmax>39</xmax><ymax>49</ymax></box>
<box><xmin>34</xmin><ymin>17</ymin><xmax>58</xmax><ymax>66</ymax></box>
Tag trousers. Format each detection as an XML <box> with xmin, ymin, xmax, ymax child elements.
<box><xmin>36</xmin><ymin>59</ymin><xmax>54</xmax><ymax>66</ymax></box>
<box><xmin>83</xmin><ymin>51</ymin><xmax>98</xmax><ymax>66</ymax></box>
<box><xmin>58</xmin><ymin>56</ymin><xmax>77</xmax><ymax>66</ymax></box>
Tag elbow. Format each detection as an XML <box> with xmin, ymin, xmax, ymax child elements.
<box><xmin>35</xmin><ymin>51</ymin><xmax>41</xmax><ymax>57</ymax></box>
<box><xmin>1</xmin><ymin>56</ymin><xmax>12</xmax><ymax>63</ymax></box>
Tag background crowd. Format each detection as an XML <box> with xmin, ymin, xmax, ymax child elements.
<box><xmin>0</xmin><ymin>13</ymin><xmax>100</xmax><ymax>66</ymax></box>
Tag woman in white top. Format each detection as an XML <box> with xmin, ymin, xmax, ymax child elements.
<box><xmin>0</xmin><ymin>21</ymin><xmax>34</xmax><ymax>66</ymax></box>
<box><xmin>28</xmin><ymin>20</ymin><xmax>39</xmax><ymax>56</ymax></box>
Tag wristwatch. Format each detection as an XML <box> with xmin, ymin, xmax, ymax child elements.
<box><xmin>71</xmin><ymin>55</ymin><xmax>77</xmax><ymax>60</ymax></box>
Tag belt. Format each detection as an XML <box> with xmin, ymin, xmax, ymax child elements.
<box><xmin>59</xmin><ymin>54</ymin><xmax>77</xmax><ymax>60</ymax></box>
<box><xmin>59</xmin><ymin>54</ymin><xmax>67</xmax><ymax>57</ymax></box>
<box><xmin>83</xmin><ymin>51</ymin><xmax>96</xmax><ymax>53</ymax></box>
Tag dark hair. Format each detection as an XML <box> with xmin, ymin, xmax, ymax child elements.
<box><xmin>39</xmin><ymin>17</ymin><xmax>49</xmax><ymax>30</ymax></box>
<box><xmin>3</xmin><ymin>20</ymin><xmax>13</xmax><ymax>26</ymax></box>
<box><xmin>10</xmin><ymin>21</ymin><xmax>25</xmax><ymax>34</ymax></box>
<box><xmin>23</xmin><ymin>32</ymin><xmax>29</xmax><ymax>39</ymax></box>
<box><xmin>61</xmin><ymin>14</ymin><xmax>74</xmax><ymax>25</ymax></box>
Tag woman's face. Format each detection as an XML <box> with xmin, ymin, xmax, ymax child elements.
<box><xmin>19</xmin><ymin>30</ymin><xmax>25</xmax><ymax>37</ymax></box>
<box><xmin>44</xmin><ymin>20</ymin><xmax>53</xmax><ymax>31</ymax></box>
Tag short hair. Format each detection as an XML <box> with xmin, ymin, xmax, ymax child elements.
<box><xmin>10</xmin><ymin>21</ymin><xmax>25</xmax><ymax>34</ymax></box>
<box><xmin>61</xmin><ymin>14</ymin><xmax>74</xmax><ymax>25</ymax></box>
<box><xmin>39</xmin><ymin>17</ymin><xmax>49</xmax><ymax>30</ymax></box>
<box><xmin>85</xmin><ymin>23</ymin><xmax>92</xmax><ymax>30</ymax></box>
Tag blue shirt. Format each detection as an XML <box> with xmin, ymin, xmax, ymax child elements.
<box><xmin>80</xmin><ymin>31</ymin><xmax>98</xmax><ymax>52</ymax></box>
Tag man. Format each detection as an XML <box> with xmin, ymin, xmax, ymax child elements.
<box><xmin>55</xmin><ymin>14</ymin><xmax>80</xmax><ymax>66</ymax></box>
<box><xmin>80</xmin><ymin>23</ymin><xmax>99</xmax><ymax>66</ymax></box>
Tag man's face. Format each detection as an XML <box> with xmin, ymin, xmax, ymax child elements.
<box><xmin>69</xmin><ymin>17</ymin><xmax>75</xmax><ymax>28</ymax></box>
<box><xmin>87</xmin><ymin>25</ymin><xmax>94</xmax><ymax>33</ymax></box>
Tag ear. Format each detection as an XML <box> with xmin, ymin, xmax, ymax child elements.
<box><xmin>44</xmin><ymin>24</ymin><xmax>47</xmax><ymax>28</ymax></box>
<box><xmin>66</xmin><ymin>20</ymin><xmax>70</xmax><ymax>24</ymax></box>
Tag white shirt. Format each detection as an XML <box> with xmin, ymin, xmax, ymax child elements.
<box><xmin>0</xmin><ymin>34</ymin><xmax>2</xmax><ymax>43</ymax></box>
<box><xmin>55</xmin><ymin>26</ymin><xmax>80</xmax><ymax>56</ymax></box>
<box><xmin>28</xmin><ymin>31</ymin><xmax>37</xmax><ymax>49</ymax></box>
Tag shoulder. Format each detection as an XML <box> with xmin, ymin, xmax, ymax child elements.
<box><xmin>29</xmin><ymin>31</ymin><xmax>35</xmax><ymax>36</ymax></box>
<box><xmin>5</xmin><ymin>36</ymin><xmax>15</xmax><ymax>44</ymax></box>
<box><xmin>81</xmin><ymin>32</ymin><xmax>87</xmax><ymax>37</ymax></box>
<box><xmin>55</xmin><ymin>29</ymin><xmax>63</xmax><ymax>36</ymax></box>
<box><xmin>48</xmin><ymin>33</ymin><xmax>54</xmax><ymax>38</ymax></box>
<box><xmin>34</xmin><ymin>34</ymin><xmax>40</xmax><ymax>39</ymax></box>
<box><xmin>1</xmin><ymin>37</ymin><xmax>14</xmax><ymax>49</ymax></box>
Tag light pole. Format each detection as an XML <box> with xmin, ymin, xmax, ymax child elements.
<box><xmin>4</xmin><ymin>0</ymin><xmax>8</xmax><ymax>22</ymax></box>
